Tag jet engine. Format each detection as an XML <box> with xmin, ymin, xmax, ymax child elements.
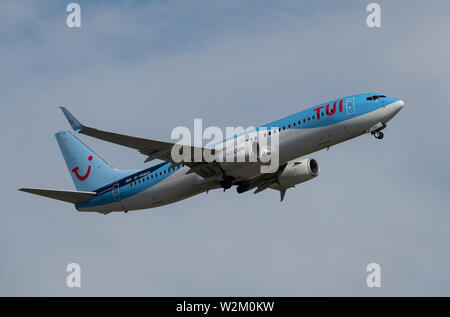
<box><xmin>276</xmin><ymin>158</ymin><xmax>320</xmax><ymax>189</ymax></box>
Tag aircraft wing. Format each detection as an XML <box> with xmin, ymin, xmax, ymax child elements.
<box><xmin>59</xmin><ymin>107</ymin><xmax>216</xmax><ymax>167</ymax></box>
<box><xmin>19</xmin><ymin>188</ymin><xmax>96</xmax><ymax>204</ymax></box>
<box><xmin>237</xmin><ymin>163</ymin><xmax>288</xmax><ymax>201</ymax></box>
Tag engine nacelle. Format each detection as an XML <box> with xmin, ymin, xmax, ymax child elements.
<box><xmin>276</xmin><ymin>158</ymin><xmax>320</xmax><ymax>188</ymax></box>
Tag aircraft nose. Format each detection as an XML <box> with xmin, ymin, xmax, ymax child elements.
<box><xmin>385</xmin><ymin>98</ymin><xmax>404</xmax><ymax>120</ymax></box>
<box><xmin>391</xmin><ymin>99</ymin><xmax>404</xmax><ymax>113</ymax></box>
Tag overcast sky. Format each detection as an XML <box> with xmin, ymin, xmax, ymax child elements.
<box><xmin>1</xmin><ymin>0</ymin><xmax>450</xmax><ymax>296</ymax></box>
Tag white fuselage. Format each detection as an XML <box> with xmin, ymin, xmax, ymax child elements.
<box><xmin>78</xmin><ymin>99</ymin><xmax>403</xmax><ymax>213</ymax></box>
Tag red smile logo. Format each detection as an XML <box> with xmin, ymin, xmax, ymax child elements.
<box><xmin>72</xmin><ymin>155</ymin><xmax>93</xmax><ymax>181</ymax></box>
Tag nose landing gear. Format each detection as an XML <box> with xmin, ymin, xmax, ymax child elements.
<box><xmin>373</xmin><ymin>131</ymin><xmax>384</xmax><ymax>139</ymax></box>
<box><xmin>368</xmin><ymin>122</ymin><xmax>386</xmax><ymax>140</ymax></box>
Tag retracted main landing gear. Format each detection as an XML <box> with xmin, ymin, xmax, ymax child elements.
<box><xmin>219</xmin><ymin>175</ymin><xmax>235</xmax><ymax>191</ymax></box>
<box><xmin>368</xmin><ymin>122</ymin><xmax>386</xmax><ymax>140</ymax></box>
<box><xmin>218</xmin><ymin>165</ymin><xmax>235</xmax><ymax>191</ymax></box>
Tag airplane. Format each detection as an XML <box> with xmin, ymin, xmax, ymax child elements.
<box><xmin>19</xmin><ymin>93</ymin><xmax>404</xmax><ymax>214</ymax></box>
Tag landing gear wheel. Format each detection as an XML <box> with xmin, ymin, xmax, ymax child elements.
<box><xmin>374</xmin><ymin>131</ymin><xmax>384</xmax><ymax>139</ymax></box>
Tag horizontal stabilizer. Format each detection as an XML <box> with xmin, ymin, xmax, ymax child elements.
<box><xmin>19</xmin><ymin>188</ymin><xmax>96</xmax><ymax>204</ymax></box>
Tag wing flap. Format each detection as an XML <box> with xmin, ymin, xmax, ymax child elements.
<box><xmin>19</xmin><ymin>188</ymin><xmax>96</xmax><ymax>204</ymax></box>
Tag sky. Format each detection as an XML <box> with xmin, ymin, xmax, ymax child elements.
<box><xmin>1</xmin><ymin>0</ymin><xmax>450</xmax><ymax>296</ymax></box>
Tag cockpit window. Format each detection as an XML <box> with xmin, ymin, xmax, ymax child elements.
<box><xmin>366</xmin><ymin>95</ymin><xmax>386</xmax><ymax>101</ymax></box>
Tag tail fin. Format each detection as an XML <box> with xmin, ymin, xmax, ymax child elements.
<box><xmin>55</xmin><ymin>130</ymin><xmax>134</xmax><ymax>192</ymax></box>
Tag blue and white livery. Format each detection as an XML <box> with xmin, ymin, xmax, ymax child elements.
<box><xmin>20</xmin><ymin>93</ymin><xmax>404</xmax><ymax>214</ymax></box>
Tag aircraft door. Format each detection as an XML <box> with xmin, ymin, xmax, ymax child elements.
<box><xmin>112</xmin><ymin>183</ymin><xmax>121</xmax><ymax>202</ymax></box>
<box><xmin>346</xmin><ymin>98</ymin><xmax>356</xmax><ymax>116</ymax></box>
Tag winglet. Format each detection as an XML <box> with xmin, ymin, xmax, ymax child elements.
<box><xmin>59</xmin><ymin>107</ymin><xmax>84</xmax><ymax>132</ymax></box>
